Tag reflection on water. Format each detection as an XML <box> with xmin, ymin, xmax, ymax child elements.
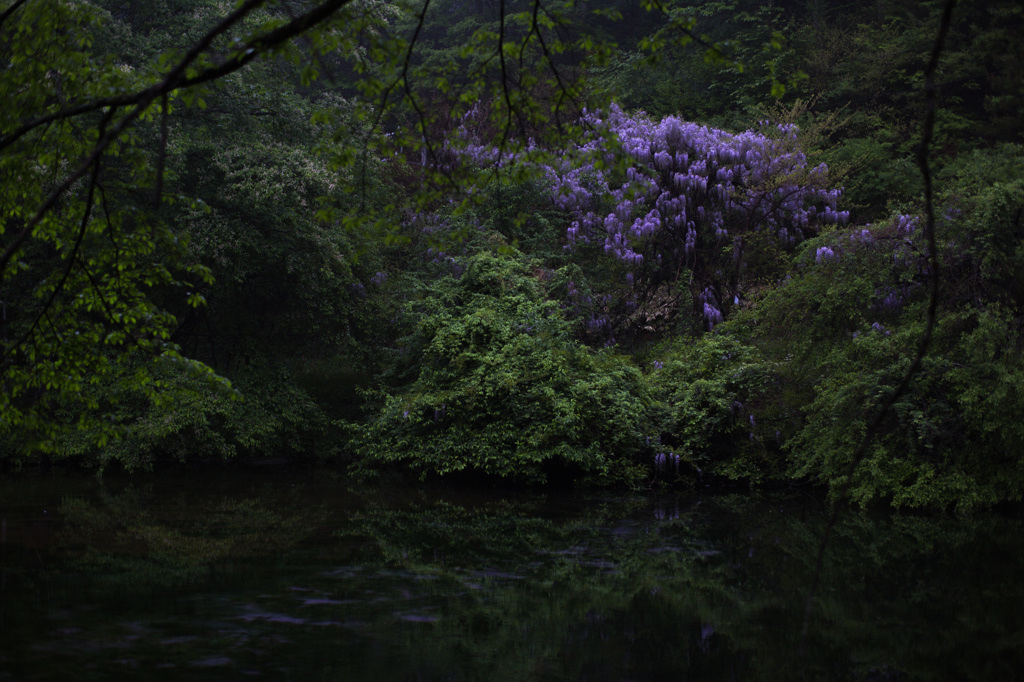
<box><xmin>0</xmin><ymin>471</ymin><xmax>1021</xmax><ymax>681</ymax></box>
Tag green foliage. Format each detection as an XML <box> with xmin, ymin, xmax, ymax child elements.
<box><xmin>788</xmin><ymin>313</ymin><xmax>956</xmax><ymax>509</ymax></box>
<box><xmin>818</xmin><ymin>136</ymin><xmax>922</xmax><ymax>221</ymax></box>
<box><xmin>0</xmin><ymin>0</ymin><xmax>229</xmax><ymax>453</ymax></box>
<box><xmin>475</xmin><ymin>174</ymin><xmax>568</xmax><ymax>260</ymax></box>
<box><xmin>47</xmin><ymin>363</ymin><xmax>336</xmax><ymax>471</ymax></box>
<box><xmin>3</xmin><ymin>0</ymin><xmax>1023</xmax><ymax>510</ymax></box>
<box><xmin>648</xmin><ymin>334</ymin><xmax>777</xmax><ymax>480</ymax></box>
<box><xmin>169</xmin><ymin>95</ymin><xmax>388</xmax><ymax>364</ymax></box>
<box><xmin>785</xmin><ymin>306</ymin><xmax>1023</xmax><ymax>511</ymax></box>
<box><xmin>594</xmin><ymin>0</ymin><xmax>803</xmax><ymax>125</ymax></box>
<box><xmin>0</xmin><ymin>0</ymin><xmax>403</xmax><ymax>460</ymax></box>
<box><xmin>736</xmin><ymin>145</ymin><xmax>1024</xmax><ymax>509</ymax></box>
<box><xmin>352</xmin><ymin>249</ymin><xmax>655</xmax><ymax>485</ymax></box>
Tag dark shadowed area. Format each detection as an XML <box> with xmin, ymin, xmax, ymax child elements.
<box><xmin>1</xmin><ymin>470</ymin><xmax>1021</xmax><ymax>681</ymax></box>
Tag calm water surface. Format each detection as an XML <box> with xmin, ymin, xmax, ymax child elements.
<box><xmin>1</xmin><ymin>470</ymin><xmax>1021</xmax><ymax>681</ymax></box>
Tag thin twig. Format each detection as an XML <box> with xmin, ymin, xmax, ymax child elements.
<box><xmin>154</xmin><ymin>93</ymin><xmax>169</xmax><ymax>209</ymax></box>
<box><xmin>641</xmin><ymin>0</ymin><xmax>734</xmax><ymax>63</ymax></box>
<box><xmin>497</xmin><ymin>0</ymin><xmax>513</xmax><ymax>158</ymax></box>
<box><xmin>1</xmin><ymin>109</ymin><xmax>111</xmax><ymax>369</ymax></box>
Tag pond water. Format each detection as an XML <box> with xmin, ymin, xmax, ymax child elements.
<box><xmin>1</xmin><ymin>470</ymin><xmax>1021</xmax><ymax>681</ymax></box>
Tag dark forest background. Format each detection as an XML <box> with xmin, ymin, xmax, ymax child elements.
<box><xmin>1</xmin><ymin>0</ymin><xmax>1022</xmax><ymax>511</ymax></box>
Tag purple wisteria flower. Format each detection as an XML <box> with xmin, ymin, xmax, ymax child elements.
<box><xmin>547</xmin><ymin>106</ymin><xmax>847</xmax><ymax>265</ymax></box>
<box><xmin>704</xmin><ymin>303</ymin><xmax>724</xmax><ymax>329</ymax></box>
<box><xmin>896</xmin><ymin>214</ymin><xmax>918</xmax><ymax>237</ymax></box>
<box><xmin>539</xmin><ymin>106</ymin><xmax>847</xmax><ymax>329</ymax></box>
<box><xmin>436</xmin><ymin>103</ymin><xmax>851</xmax><ymax>332</ymax></box>
<box><xmin>653</xmin><ymin>452</ymin><xmax>680</xmax><ymax>473</ymax></box>
<box><xmin>850</xmin><ymin>228</ymin><xmax>873</xmax><ymax>244</ymax></box>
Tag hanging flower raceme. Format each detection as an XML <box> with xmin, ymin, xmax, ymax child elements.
<box><xmin>703</xmin><ymin>303</ymin><xmax>724</xmax><ymax>328</ymax></box>
<box><xmin>533</xmin><ymin>105</ymin><xmax>848</xmax><ymax>321</ymax></box>
<box><xmin>431</xmin><ymin>103</ymin><xmax>850</xmax><ymax>332</ymax></box>
<box><xmin>815</xmin><ymin>246</ymin><xmax>836</xmax><ymax>263</ymax></box>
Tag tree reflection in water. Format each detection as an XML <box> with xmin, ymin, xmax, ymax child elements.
<box><xmin>0</xmin><ymin>471</ymin><xmax>1021</xmax><ymax>681</ymax></box>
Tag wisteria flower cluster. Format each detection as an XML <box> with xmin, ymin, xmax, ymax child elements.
<box><xmin>654</xmin><ymin>451</ymin><xmax>681</xmax><ymax>473</ymax></box>
<box><xmin>803</xmin><ymin>213</ymin><xmax>926</xmax><ymax>314</ymax></box>
<box><xmin>439</xmin><ymin>103</ymin><xmax>850</xmax><ymax>330</ymax></box>
<box><xmin>540</xmin><ymin>105</ymin><xmax>848</xmax><ymax>325</ymax></box>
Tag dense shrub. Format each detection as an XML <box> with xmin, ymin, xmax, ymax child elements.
<box><xmin>737</xmin><ymin>146</ymin><xmax>1024</xmax><ymax>510</ymax></box>
<box><xmin>648</xmin><ymin>335</ymin><xmax>778</xmax><ymax>481</ymax></box>
<box><xmin>46</xmin><ymin>363</ymin><xmax>338</xmax><ymax>471</ymax></box>
<box><xmin>351</xmin><ymin>250</ymin><xmax>656</xmax><ymax>485</ymax></box>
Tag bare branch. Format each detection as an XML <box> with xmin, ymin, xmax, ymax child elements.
<box><xmin>0</xmin><ymin>0</ymin><xmax>267</xmax><ymax>155</ymax></box>
<box><xmin>0</xmin><ymin>0</ymin><xmax>29</xmax><ymax>29</ymax></box>
<box><xmin>529</xmin><ymin>2</ymin><xmax>576</xmax><ymax>131</ymax></box>
<box><xmin>1</xmin><ymin>0</ymin><xmax>358</xmax><ymax>277</ymax></box>
<box><xmin>154</xmin><ymin>93</ymin><xmax>169</xmax><ymax>209</ymax></box>
<box><xmin>798</xmin><ymin>0</ymin><xmax>957</xmax><ymax>657</ymax></box>
<box><xmin>1</xmin><ymin>108</ymin><xmax>111</xmax><ymax>370</ymax></box>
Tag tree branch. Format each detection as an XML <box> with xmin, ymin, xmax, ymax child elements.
<box><xmin>0</xmin><ymin>0</ymin><xmax>266</xmax><ymax>155</ymax></box>
<box><xmin>1</xmin><ymin>0</ymin><xmax>357</xmax><ymax>278</ymax></box>
<box><xmin>797</xmin><ymin>0</ymin><xmax>957</xmax><ymax>658</ymax></box>
<box><xmin>1</xmin><ymin>109</ymin><xmax>110</xmax><ymax>370</ymax></box>
<box><xmin>0</xmin><ymin>0</ymin><xmax>29</xmax><ymax>29</ymax></box>
<box><xmin>154</xmin><ymin>93</ymin><xmax>169</xmax><ymax>209</ymax></box>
